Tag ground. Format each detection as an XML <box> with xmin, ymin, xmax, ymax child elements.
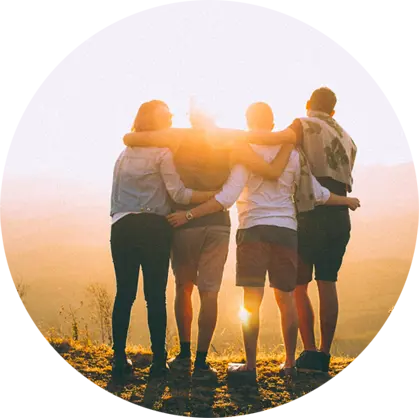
<box><xmin>0</xmin><ymin>340</ymin><xmax>419</xmax><ymax>418</ymax></box>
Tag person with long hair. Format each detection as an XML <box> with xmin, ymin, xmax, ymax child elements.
<box><xmin>110</xmin><ymin>100</ymin><xmax>216</xmax><ymax>381</ymax></box>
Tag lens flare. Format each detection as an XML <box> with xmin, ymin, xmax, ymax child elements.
<box><xmin>239</xmin><ymin>306</ymin><xmax>251</xmax><ymax>325</ymax></box>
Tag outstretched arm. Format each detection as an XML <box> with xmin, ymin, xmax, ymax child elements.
<box><xmin>311</xmin><ymin>175</ymin><xmax>361</xmax><ymax>211</ymax></box>
<box><xmin>325</xmin><ymin>194</ymin><xmax>361</xmax><ymax>211</ymax></box>
<box><xmin>167</xmin><ymin>165</ymin><xmax>249</xmax><ymax>227</ymax></box>
<box><xmin>123</xmin><ymin>129</ymin><xmax>202</xmax><ymax>151</ymax></box>
<box><xmin>230</xmin><ymin>143</ymin><xmax>294</xmax><ymax>180</ymax></box>
<box><xmin>204</xmin><ymin>127</ymin><xmax>298</xmax><ymax>147</ymax></box>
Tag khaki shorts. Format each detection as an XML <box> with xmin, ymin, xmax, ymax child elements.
<box><xmin>171</xmin><ymin>225</ymin><xmax>230</xmax><ymax>292</ymax></box>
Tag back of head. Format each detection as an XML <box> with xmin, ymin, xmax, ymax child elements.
<box><xmin>246</xmin><ymin>102</ymin><xmax>274</xmax><ymax>131</ymax></box>
<box><xmin>132</xmin><ymin>100</ymin><xmax>172</xmax><ymax>132</ymax></box>
<box><xmin>309</xmin><ymin>87</ymin><xmax>337</xmax><ymax>115</ymax></box>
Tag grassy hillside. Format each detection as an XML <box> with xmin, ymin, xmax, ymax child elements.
<box><xmin>0</xmin><ymin>340</ymin><xmax>419</xmax><ymax>418</ymax></box>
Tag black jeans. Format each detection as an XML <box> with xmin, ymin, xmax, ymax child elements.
<box><xmin>111</xmin><ymin>213</ymin><xmax>172</xmax><ymax>361</ymax></box>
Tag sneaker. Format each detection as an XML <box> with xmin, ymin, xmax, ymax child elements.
<box><xmin>227</xmin><ymin>363</ymin><xmax>257</xmax><ymax>383</ymax></box>
<box><xmin>168</xmin><ymin>355</ymin><xmax>192</xmax><ymax>370</ymax></box>
<box><xmin>279</xmin><ymin>363</ymin><xmax>297</xmax><ymax>379</ymax></box>
<box><xmin>149</xmin><ymin>361</ymin><xmax>170</xmax><ymax>378</ymax></box>
<box><xmin>318</xmin><ymin>352</ymin><xmax>331</xmax><ymax>373</ymax></box>
<box><xmin>111</xmin><ymin>357</ymin><xmax>134</xmax><ymax>382</ymax></box>
<box><xmin>296</xmin><ymin>350</ymin><xmax>324</xmax><ymax>374</ymax></box>
<box><xmin>193</xmin><ymin>362</ymin><xmax>218</xmax><ymax>382</ymax></box>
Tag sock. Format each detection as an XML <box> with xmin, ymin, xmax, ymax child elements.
<box><xmin>179</xmin><ymin>342</ymin><xmax>191</xmax><ymax>358</ymax></box>
<box><xmin>194</xmin><ymin>351</ymin><xmax>208</xmax><ymax>368</ymax></box>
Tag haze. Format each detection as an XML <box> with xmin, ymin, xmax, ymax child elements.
<box><xmin>1</xmin><ymin>2</ymin><xmax>417</xmax><ymax>357</ymax></box>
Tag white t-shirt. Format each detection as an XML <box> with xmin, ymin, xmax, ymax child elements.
<box><xmin>215</xmin><ymin>145</ymin><xmax>330</xmax><ymax>231</ymax></box>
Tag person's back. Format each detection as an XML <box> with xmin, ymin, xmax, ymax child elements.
<box><xmin>172</xmin><ymin>129</ymin><xmax>232</xmax><ymax>229</ymax></box>
<box><xmin>236</xmin><ymin>145</ymin><xmax>298</xmax><ymax>230</ymax></box>
<box><xmin>292</xmin><ymin>87</ymin><xmax>357</xmax><ymax>375</ymax></box>
<box><xmin>111</xmin><ymin>146</ymin><xmax>186</xmax><ymax>219</ymax></box>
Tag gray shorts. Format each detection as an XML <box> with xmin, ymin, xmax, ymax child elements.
<box><xmin>171</xmin><ymin>225</ymin><xmax>230</xmax><ymax>292</ymax></box>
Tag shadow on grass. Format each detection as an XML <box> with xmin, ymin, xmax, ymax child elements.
<box><xmin>227</xmin><ymin>379</ymin><xmax>264</xmax><ymax>417</ymax></box>
<box><xmin>159</xmin><ymin>367</ymin><xmax>218</xmax><ymax>417</ymax></box>
<box><xmin>288</xmin><ymin>374</ymin><xmax>359</xmax><ymax>418</ymax></box>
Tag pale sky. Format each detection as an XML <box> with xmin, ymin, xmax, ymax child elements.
<box><xmin>3</xmin><ymin>1</ymin><xmax>412</xmax><ymax>191</ymax></box>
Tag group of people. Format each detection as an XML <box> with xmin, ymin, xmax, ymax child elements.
<box><xmin>109</xmin><ymin>87</ymin><xmax>360</xmax><ymax>383</ymax></box>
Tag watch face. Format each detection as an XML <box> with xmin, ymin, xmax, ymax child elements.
<box><xmin>186</xmin><ymin>212</ymin><xmax>193</xmax><ymax>220</ymax></box>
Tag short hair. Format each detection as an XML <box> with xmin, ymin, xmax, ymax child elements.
<box><xmin>246</xmin><ymin>102</ymin><xmax>274</xmax><ymax>130</ymax></box>
<box><xmin>309</xmin><ymin>87</ymin><xmax>337</xmax><ymax>114</ymax></box>
<box><xmin>132</xmin><ymin>100</ymin><xmax>171</xmax><ymax>132</ymax></box>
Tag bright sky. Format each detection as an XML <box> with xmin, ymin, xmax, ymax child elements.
<box><xmin>3</xmin><ymin>1</ymin><xmax>412</xmax><ymax>191</ymax></box>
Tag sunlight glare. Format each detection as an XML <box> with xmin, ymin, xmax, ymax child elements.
<box><xmin>239</xmin><ymin>306</ymin><xmax>251</xmax><ymax>325</ymax></box>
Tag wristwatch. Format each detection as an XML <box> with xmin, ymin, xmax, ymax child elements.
<box><xmin>185</xmin><ymin>210</ymin><xmax>194</xmax><ymax>221</ymax></box>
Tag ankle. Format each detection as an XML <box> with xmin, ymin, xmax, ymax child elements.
<box><xmin>194</xmin><ymin>351</ymin><xmax>208</xmax><ymax>367</ymax></box>
<box><xmin>179</xmin><ymin>341</ymin><xmax>191</xmax><ymax>358</ymax></box>
<box><xmin>246</xmin><ymin>363</ymin><xmax>256</xmax><ymax>371</ymax></box>
<box><xmin>284</xmin><ymin>359</ymin><xmax>296</xmax><ymax>368</ymax></box>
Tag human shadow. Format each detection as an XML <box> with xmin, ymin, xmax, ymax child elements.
<box><xmin>227</xmin><ymin>378</ymin><xmax>262</xmax><ymax>415</ymax></box>
<box><xmin>189</xmin><ymin>374</ymin><xmax>218</xmax><ymax>417</ymax></box>
<box><xmin>287</xmin><ymin>373</ymin><xmax>359</xmax><ymax>418</ymax></box>
<box><xmin>161</xmin><ymin>367</ymin><xmax>193</xmax><ymax>416</ymax></box>
<box><xmin>105</xmin><ymin>352</ymin><xmax>152</xmax><ymax>395</ymax></box>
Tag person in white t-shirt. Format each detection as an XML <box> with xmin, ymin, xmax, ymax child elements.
<box><xmin>167</xmin><ymin>102</ymin><xmax>360</xmax><ymax>379</ymax></box>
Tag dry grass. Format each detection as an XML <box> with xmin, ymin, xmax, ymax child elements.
<box><xmin>0</xmin><ymin>340</ymin><xmax>419</xmax><ymax>418</ymax></box>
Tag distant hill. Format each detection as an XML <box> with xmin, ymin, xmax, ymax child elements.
<box><xmin>1</xmin><ymin>162</ymin><xmax>417</xmax><ymax>355</ymax></box>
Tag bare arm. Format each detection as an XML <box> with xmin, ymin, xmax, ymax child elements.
<box><xmin>311</xmin><ymin>174</ymin><xmax>361</xmax><ymax>211</ymax></box>
<box><xmin>325</xmin><ymin>194</ymin><xmax>361</xmax><ymax>211</ymax></box>
<box><xmin>204</xmin><ymin>127</ymin><xmax>298</xmax><ymax>147</ymax></box>
<box><xmin>167</xmin><ymin>165</ymin><xmax>248</xmax><ymax>227</ymax></box>
<box><xmin>123</xmin><ymin>129</ymin><xmax>201</xmax><ymax>151</ymax></box>
<box><xmin>190</xmin><ymin>190</ymin><xmax>218</xmax><ymax>204</ymax></box>
<box><xmin>230</xmin><ymin>143</ymin><xmax>294</xmax><ymax>180</ymax></box>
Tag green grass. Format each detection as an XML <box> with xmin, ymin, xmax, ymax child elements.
<box><xmin>0</xmin><ymin>340</ymin><xmax>419</xmax><ymax>418</ymax></box>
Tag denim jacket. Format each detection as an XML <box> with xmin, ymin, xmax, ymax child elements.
<box><xmin>110</xmin><ymin>147</ymin><xmax>192</xmax><ymax>217</ymax></box>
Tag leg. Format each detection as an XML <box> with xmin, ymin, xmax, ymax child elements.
<box><xmin>266</xmin><ymin>227</ymin><xmax>299</xmax><ymax>369</ymax></box>
<box><xmin>274</xmin><ymin>289</ymin><xmax>298</xmax><ymax>367</ymax></box>
<box><xmin>142</xmin><ymin>222</ymin><xmax>172</xmax><ymax>363</ymax></box>
<box><xmin>197</xmin><ymin>290</ymin><xmax>218</xmax><ymax>353</ymax></box>
<box><xmin>175</xmin><ymin>280</ymin><xmax>194</xmax><ymax>348</ymax></box>
<box><xmin>315</xmin><ymin>225</ymin><xmax>350</xmax><ymax>355</ymax></box>
<box><xmin>194</xmin><ymin>226</ymin><xmax>230</xmax><ymax>368</ymax></box>
<box><xmin>242</xmin><ymin>287</ymin><xmax>264</xmax><ymax>370</ymax></box>
<box><xmin>295</xmin><ymin>284</ymin><xmax>317</xmax><ymax>351</ymax></box>
<box><xmin>317</xmin><ymin>280</ymin><xmax>338</xmax><ymax>355</ymax></box>
<box><xmin>111</xmin><ymin>225</ymin><xmax>140</xmax><ymax>360</ymax></box>
<box><xmin>171</xmin><ymin>228</ymin><xmax>202</xmax><ymax>356</ymax></box>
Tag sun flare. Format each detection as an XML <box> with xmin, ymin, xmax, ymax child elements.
<box><xmin>238</xmin><ymin>306</ymin><xmax>251</xmax><ymax>325</ymax></box>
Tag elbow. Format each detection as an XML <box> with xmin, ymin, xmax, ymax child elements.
<box><xmin>123</xmin><ymin>134</ymin><xmax>131</xmax><ymax>146</ymax></box>
<box><xmin>171</xmin><ymin>191</ymin><xmax>190</xmax><ymax>205</ymax></box>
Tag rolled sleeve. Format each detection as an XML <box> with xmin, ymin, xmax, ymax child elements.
<box><xmin>159</xmin><ymin>149</ymin><xmax>193</xmax><ymax>205</ymax></box>
<box><xmin>215</xmin><ymin>165</ymin><xmax>249</xmax><ymax>209</ymax></box>
<box><xmin>311</xmin><ymin>175</ymin><xmax>331</xmax><ymax>205</ymax></box>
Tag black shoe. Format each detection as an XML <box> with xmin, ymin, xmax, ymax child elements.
<box><xmin>111</xmin><ymin>356</ymin><xmax>134</xmax><ymax>382</ymax></box>
<box><xmin>193</xmin><ymin>362</ymin><xmax>218</xmax><ymax>382</ymax></box>
<box><xmin>149</xmin><ymin>361</ymin><xmax>170</xmax><ymax>378</ymax></box>
<box><xmin>295</xmin><ymin>350</ymin><xmax>324</xmax><ymax>374</ymax></box>
<box><xmin>318</xmin><ymin>352</ymin><xmax>331</xmax><ymax>373</ymax></box>
<box><xmin>168</xmin><ymin>354</ymin><xmax>192</xmax><ymax>371</ymax></box>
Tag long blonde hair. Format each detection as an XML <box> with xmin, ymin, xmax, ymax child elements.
<box><xmin>131</xmin><ymin>100</ymin><xmax>171</xmax><ymax>132</ymax></box>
